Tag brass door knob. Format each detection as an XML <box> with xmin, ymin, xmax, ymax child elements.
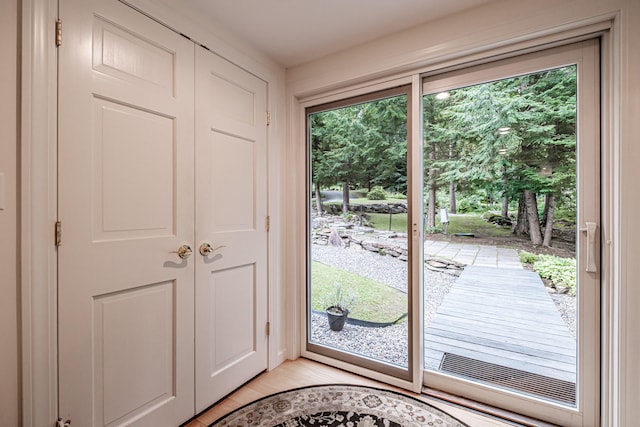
<box><xmin>199</xmin><ymin>243</ymin><xmax>213</xmax><ymax>256</ymax></box>
<box><xmin>199</xmin><ymin>243</ymin><xmax>226</xmax><ymax>256</ymax></box>
<box><xmin>172</xmin><ymin>244</ymin><xmax>193</xmax><ymax>259</ymax></box>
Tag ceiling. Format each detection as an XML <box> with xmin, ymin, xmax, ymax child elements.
<box><xmin>182</xmin><ymin>0</ymin><xmax>494</xmax><ymax>68</ymax></box>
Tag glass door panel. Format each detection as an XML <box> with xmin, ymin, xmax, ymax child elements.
<box><xmin>422</xmin><ymin>40</ymin><xmax>599</xmax><ymax>426</ymax></box>
<box><xmin>306</xmin><ymin>86</ymin><xmax>413</xmax><ymax>379</ymax></box>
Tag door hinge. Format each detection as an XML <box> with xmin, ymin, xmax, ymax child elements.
<box><xmin>56</xmin><ymin>418</ymin><xmax>71</xmax><ymax>427</ymax></box>
<box><xmin>265</xmin><ymin>216</ymin><xmax>270</xmax><ymax>232</ymax></box>
<box><xmin>55</xmin><ymin>19</ymin><xmax>62</xmax><ymax>47</ymax></box>
<box><xmin>55</xmin><ymin>220</ymin><xmax>62</xmax><ymax>247</ymax></box>
<box><xmin>266</xmin><ymin>111</ymin><xmax>270</xmax><ymax>126</ymax></box>
<box><xmin>266</xmin><ymin>321</ymin><xmax>271</xmax><ymax>336</ymax></box>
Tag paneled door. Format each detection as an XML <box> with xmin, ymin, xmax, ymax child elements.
<box><xmin>57</xmin><ymin>0</ymin><xmax>196</xmax><ymax>425</ymax></box>
<box><xmin>194</xmin><ymin>47</ymin><xmax>269</xmax><ymax>412</ymax></box>
<box><xmin>58</xmin><ymin>1</ymin><xmax>271</xmax><ymax>424</ymax></box>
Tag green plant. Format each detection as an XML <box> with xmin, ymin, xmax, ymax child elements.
<box><xmin>533</xmin><ymin>254</ymin><xmax>577</xmax><ymax>295</ymax></box>
<box><xmin>519</xmin><ymin>250</ymin><xmax>539</xmax><ymax>264</ymax></box>
<box><xmin>456</xmin><ymin>194</ymin><xmax>484</xmax><ymax>213</ymax></box>
<box><xmin>425</xmin><ymin>225</ymin><xmax>442</xmax><ymax>234</ymax></box>
<box><xmin>388</xmin><ymin>192</ymin><xmax>407</xmax><ymax>200</ymax></box>
<box><xmin>367</xmin><ymin>186</ymin><xmax>387</xmax><ymax>200</ymax></box>
<box><xmin>323</xmin><ymin>282</ymin><xmax>355</xmax><ymax>315</ymax></box>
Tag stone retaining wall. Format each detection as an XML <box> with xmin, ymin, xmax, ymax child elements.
<box><xmin>320</xmin><ymin>202</ymin><xmax>408</xmax><ymax>215</ymax></box>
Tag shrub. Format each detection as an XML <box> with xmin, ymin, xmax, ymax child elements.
<box><xmin>519</xmin><ymin>251</ymin><xmax>539</xmax><ymax>264</ymax></box>
<box><xmin>456</xmin><ymin>194</ymin><xmax>484</xmax><ymax>213</ymax></box>
<box><xmin>533</xmin><ymin>255</ymin><xmax>577</xmax><ymax>295</ymax></box>
<box><xmin>425</xmin><ymin>225</ymin><xmax>442</xmax><ymax>234</ymax></box>
<box><xmin>367</xmin><ymin>186</ymin><xmax>387</xmax><ymax>200</ymax></box>
<box><xmin>388</xmin><ymin>192</ymin><xmax>407</xmax><ymax>200</ymax></box>
<box><xmin>483</xmin><ymin>211</ymin><xmax>513</xmax><ymax>226</ymax></box>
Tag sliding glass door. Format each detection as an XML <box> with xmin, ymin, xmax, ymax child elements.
<box><xmin>306</xmin><ymin>86</ymin><xmax>414</xmax><ymax>380</ymax></box>
<box><xmin>303</xmin><ymin>39</ymin><xmax>600</xmax><ymax>427</ymax></box>
<box><xmin>422</xmin><ymin>40</ymin><xmax>600</xmax><ymax>426</ymax></box>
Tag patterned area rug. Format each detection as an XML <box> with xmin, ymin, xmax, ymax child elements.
<box><xmin>210</xmin><ymin>384</ymin><xmax>469</xmax><ymax>426</ymax></box>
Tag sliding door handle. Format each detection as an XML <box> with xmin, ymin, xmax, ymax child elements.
<box><xmin>580</xmin><ymin>222</ymin><xmax>597</xmax><ymax>273</ymax></box>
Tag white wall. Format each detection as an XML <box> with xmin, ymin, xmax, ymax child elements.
<box><xmin>0</xmin><ymin>0</ymin><xmax>20</xmax><ymax>425</ymax></box>
<box><xmin>286</xmin><ymin>0</ymin><xmax>640</xmax><ymax>424</ymax></box>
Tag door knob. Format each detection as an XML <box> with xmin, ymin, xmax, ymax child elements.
<box><xmin>199</xmin><ymin>243</ymin><xmax>226</xmax><ymax>256</ymax></box>
<box><xmin>172</xmin><ymin>244</ymin><xmax>193</xmax><ymax>259</ymax></box>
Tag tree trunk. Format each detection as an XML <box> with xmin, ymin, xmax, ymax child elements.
<box><xmin>427</xmin><ymin>186</ymin><xmax>436</xmax><ymax>228</ymax></box>
<box><xmin>524</xmin><ymin>190</ymin><xmax>543</xmax><ymax>245</ymax></box>
<box><xmin>449</xmin><ymin>181</ymin><xmax>457</xmax><ymax>214</ymax></box>
<box><xmin>513</xmin><ymin>192</ymin><xmax>528</xmax><ymax>235</ymax></box>
<box><xmin>342</xmin><ymin>182</ymin><xmax>350</xmax><ymax>215</ymax></box>
<box><xmin>502</xmin><ymin>195</ymin><xmax>509</xmax><ymax>218</ymax></box>
<box><xmin>448</xmin><ymin>142</ymin><xmax>456</xmax><ymax>214</ymax></box>
<box><xmin>542</xmin><ymin>194</ymin><xmax>556</xmax><ymax>247</ymax></box>
<box><xmin>315</xmin><ymin>182</ymin><xmax>323</xmax><ymax>214</ymax></box>
<box><xmin>541</xmin><ymin>193</ymin><xmax>551</xmax><ymax>226</ymax></box>
<box><xmin>426</xmin><ymin>145</ymin><xmax>437</xmax><ymax>228</ymax></box>
<box><xmin>501</xmin><ymin>164</ymin><xmax>509</xmax><ymax>218</ymax></box>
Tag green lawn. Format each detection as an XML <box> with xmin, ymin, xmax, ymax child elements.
<box><xmin>366</xmin><ymin>212</ymin><xmax>513</xmax><ymax>237</ymax></box>
<box><xmin>367</xmin><ymin>212</ymin><xmax>408</xmax><ymax>232</ymax></box>
<box><xmin>311</xmin><ymin>261</ymin><xmax>407</xmax><ymax>323</ymax></box>
<box><xmin>438</xmin><ymin>213</ymin><xmax>512</xmax><ymax>237</ymax></box>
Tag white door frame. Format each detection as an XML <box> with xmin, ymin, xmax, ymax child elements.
<box><xmin>21</xmin><ymin>0</ymin><xmax>59</xmax><ymax>425</ymax></box>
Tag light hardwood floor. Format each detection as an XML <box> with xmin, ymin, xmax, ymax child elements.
<box><xmin>183</xmin><ymin>358</ymin><xmax>533</xmax><ymax>427</ymax></box>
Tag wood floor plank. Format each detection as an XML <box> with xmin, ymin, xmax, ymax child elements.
<box><xmin>188</xmin><ymin>358</ymin><xmax>525</xmax><ymax>427</ymax></box>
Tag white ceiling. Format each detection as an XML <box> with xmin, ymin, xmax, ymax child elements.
<box><xmin>183</xmin><ymin>0</ymin><xmax>494</xmax><ymax>68</ymax></box>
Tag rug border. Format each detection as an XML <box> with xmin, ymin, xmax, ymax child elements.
<box><xmin>207</xmin><ymin>383</ymin><xmax>470</xmax><ymax>427</ymax></box>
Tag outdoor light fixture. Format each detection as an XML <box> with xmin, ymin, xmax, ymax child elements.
<box><xmin>435</xmin><ymin>91</ymin><xmax>450</xmax><ymax>100</ymax></box>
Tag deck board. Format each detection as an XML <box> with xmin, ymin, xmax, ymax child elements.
<box><xmin>425</xmin><ymin>265</ymin><xmax>576</xmax><ymax>385</ymax></box>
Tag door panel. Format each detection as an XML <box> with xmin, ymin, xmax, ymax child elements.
<box><xmin>195</xmin><ymin>47</ymin><xmax>268</xmax><ymax>412</ymax></box>
<box><xmin>58</xmin><ymin>1</ymin><xmax>195</xmax><ymax>425</ymax></box>
<box><xmin>93</xmin><ymin>99</ymin><xmax>175</xmax><ymax>238</ymax></box>
<box><xmin>421</xmin><ymin>40</ymin><xmax>599</xmax><ymax>426</ymax></box>
<box><xmin>94</xmin><ymin>282</ymin><xmax>175</xmax><ymax>426</ymax></box>
<box><xmin>305</xmin><ymin>86</ymin><xmax>413</xmax><ymax>381</ymax></box>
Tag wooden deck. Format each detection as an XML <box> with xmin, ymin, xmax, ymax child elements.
<box><xmin>425</xmin><ymin>265</ymin><xmax>576</xmax><ymax>395</ymax></box>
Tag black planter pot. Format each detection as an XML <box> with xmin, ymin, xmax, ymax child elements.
<box><xmin>326</xmin><ymin>307</ymin><xmax>349</xmax><ymax>331</ymax></box>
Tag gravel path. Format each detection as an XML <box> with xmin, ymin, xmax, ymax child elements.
<box><xmin>310</xmin><ymin>243</ymin><xmax>577</xmax><ymax>367</ymax></box>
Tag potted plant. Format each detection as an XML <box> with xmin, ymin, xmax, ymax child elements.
<box><xmin>325</xmin><ymin>283</ymin><xmax>355</xmax><ymax>331</ymax></box>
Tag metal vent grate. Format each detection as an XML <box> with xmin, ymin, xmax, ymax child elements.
<box><xmin>439</xmin><ymin>353</ymin><xmax>576</xmax><ymax>405</ymax></box>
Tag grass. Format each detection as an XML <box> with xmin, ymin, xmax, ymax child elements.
<box><xmin>365</xmin><ymin>212</ymin><xmax>513</xmax><ymax>237</ymax></box>
<box><xmin>367</xmin><ymin>212</ymin><xmax>408</xmax><ymax>232</ymax></box>
<box><xmin>436</xmin><ymin>213</ymin><xmax>513</xmax><ymax>238</ymax></box>
<box><xmin>311</xmin><ymin>261</ymin><xmax>407</xmax><ymax>323</ymax></box>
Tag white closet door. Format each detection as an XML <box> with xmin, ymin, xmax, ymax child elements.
<box><xmin>194</xmin><ymin>47</ymin><xmax>269</xmax><ymax>412</ymax></box>
<box><xmin>57</xmin><ymin>0</ymin><xmax>195</xmax><ymax>425</ymax></box>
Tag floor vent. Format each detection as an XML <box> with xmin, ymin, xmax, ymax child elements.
<box><xmin>439</xmin><ymin>353</ymin><xmax>576</xmax><ymax>405</ymax></box>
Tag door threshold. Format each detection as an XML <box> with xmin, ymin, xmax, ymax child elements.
<box><xmin>422</xmin><ymin>387</ymin><xmax>559</xmax><ymax>427</ymax></box>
